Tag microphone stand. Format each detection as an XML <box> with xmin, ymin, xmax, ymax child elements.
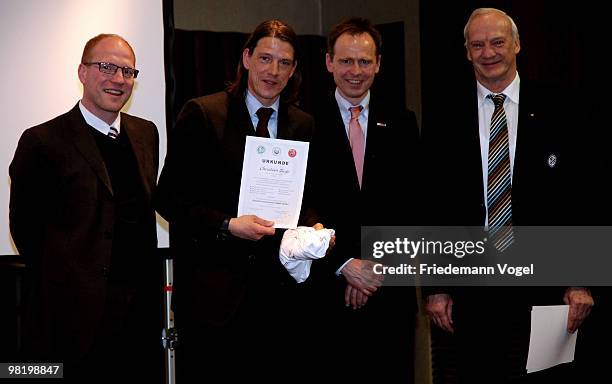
<box><xmin>161</xmin><ymin>253</ymin><xmax>177</xmax><ymax>384</ymax></box>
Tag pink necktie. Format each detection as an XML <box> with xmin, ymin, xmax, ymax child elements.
<box><xmin>348</xmin><ymin>106</ymin><xmax>365</xmax><ymax>187</ymax></box>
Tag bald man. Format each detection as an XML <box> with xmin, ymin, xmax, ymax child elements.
<box><xmin>10</xmin><ymin>34</ymin><xmax>161</xmax><ymax>382</ymax></box>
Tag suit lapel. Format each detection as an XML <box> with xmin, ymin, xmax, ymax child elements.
<box><xmin>363</xmin><ymin>101</ymin><xmax>385</xmax><ymax>190</ymax></box>
<box><xmin>270</xmin><ymin>102</ymin><xmax>302</xmax><ymax>140</ymax></box>
<box><xmin>122</xmin><ymin>115</ymin><xmax>152</xmax><ymax>201</ymax></box>
<box><xmin>466</xmin><ymin>87</ymin><xmax>485</xmax><ymax>208</ymax></box>
<box><xmin>514</xmin><ymin>79</ymin><xmax>539</xmax><ymax>182</ymax></box>
<box><xmin>222</xmin><ymin>95</ymin><xmax>254</xmax><ymax>177</ymax></box>
<box><xmin>328</xmin><ymin>98</ymin><xmax>361</xmax><ymax>191</ymax></box>
<box><xmin>277</xmin><ymin>103</ymin><xmax>291</xmax><ymax>139</ymax></box>
<box><xmin>66</xmin><ymin>104</ymin><xmax>113</xmax><ymax>196</ymax></box>
<box><xmin>235</xmin><ymin>98</ymin><xmax>255</xmax><ymax>138</ymax></box>
<box><xmin>452</xmin><ymin>85</ymin><xmax>486</xmax><ymax>224</ymax></box>
<box><xmin>225</xmin><ymin>95</ymin><xmax>254</xmax><ymax>145</ymax></box>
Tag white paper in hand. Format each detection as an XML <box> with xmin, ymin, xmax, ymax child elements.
<box><xmin>527</xmin><ymin>305</ymin><xmax>577</xmax><ymax>373</ymax></box>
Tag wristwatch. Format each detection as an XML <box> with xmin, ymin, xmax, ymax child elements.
<box><xmin>217</xmin><ymin>217</ymin><xmax>231</xmax><ymax>240</ymax></box>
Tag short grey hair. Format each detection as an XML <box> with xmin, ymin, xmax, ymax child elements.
<box><xmin>463</xmin><ymin>8</ymin><xmax>519</xmax><ymax>46</ymax></box>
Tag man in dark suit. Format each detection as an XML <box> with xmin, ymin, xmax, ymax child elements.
<box><xmin>9</xmin><ymin>34</ymin><xmax>160</xmax><ymax>382</ymax></box>
<box><xmin>155</xmin><ymin>20</ymin><xmax>315</xmax><ymax>383</ymax></box>
<box><xmin>423</xmin><ymin>8</ymin><xmax>594</xmax><ymax>383</ymax></box>
<box><xmin>304</xmin><ymin>17</ymin><xmax>419</xmax><ymax>383</ymax></box>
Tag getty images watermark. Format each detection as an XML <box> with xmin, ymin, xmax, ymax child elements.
<box><xmin>371</xmin><ymin>235</ymin><xmax>533</xmax><ymax>278</ymax></box>
<box><xmin>361</xmin><ymin>226</ymin><xmax>612</xmax><ymax>286</ymax></box>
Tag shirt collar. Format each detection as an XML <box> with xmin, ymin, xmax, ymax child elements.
<box><xmin>245</xmin><ymin>90</ymin><xmax>279</xmax><ymax>119</ymax></box>
<box><xmin>335</xmin><ymin>88</ymin><xmax>370</xmax><ymax>113</ymax></box>
<box><xmin>477</xmin><ymin>72</ymin><xmax>520</xmax><ymax>107</ymax></box>
<box><xmin>78</xmin><ymin>101</ymin><xmax>121</xmax><ymax>136</ymax></box>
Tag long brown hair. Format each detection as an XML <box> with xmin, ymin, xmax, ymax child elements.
<box><xmin>227</xmin><ymin>20</ymin><xmax>301</xmax><ymax>104</ymax></box>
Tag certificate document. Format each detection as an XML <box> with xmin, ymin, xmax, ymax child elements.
<box><xmin>237</xmin><ymin>136</ymin><xmax>309</xmax><ymax>229</ymax></box>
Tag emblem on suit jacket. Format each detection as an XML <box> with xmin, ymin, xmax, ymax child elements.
<box><xmin>547</xmin><ymin>154</ymin><xmax>557</xmax><ymax>168</ymax></box>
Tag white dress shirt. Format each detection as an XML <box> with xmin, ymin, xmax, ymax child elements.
<box><xmin>335</xmin><ymin>88</ymin><xmax>370</xmax><ymax>148</ymax></box>
<box><xmin>79</xmin><ymin>101</ymin><xmax>121</xmax><ymax>136</ymax></box>
<box><xmin>245</xmin><ymin>90</ymin><xmax>280</xmax><ymax>139</ymax></box>
<box><xmin>333</xmin><ymin>88</ymin><xmax>371</xmax><ymax>274</ymax></box>
<box><xmin>477</xmin><ymin>72</ymin><xmax>520</xmax><ymax>227</ymax></box>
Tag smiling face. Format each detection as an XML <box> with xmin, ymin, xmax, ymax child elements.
<box><xmin>242</xmin><ymin>36</ymin><xmax>296</xmax><ymax>106</ymax></box>
<box><xmin>466</xmin><ymin>11</ymin><xmax>520</xmax><ymax>92</ymax></box>
<box><xmin>78</xmin><ymin>36</ymin><xmax>135</xmax><ymax>124</ymax></box>
<box><xmin>326</xmin><ymin>32</ymin><xmax>380</xmax><ymax>105</ymax></box>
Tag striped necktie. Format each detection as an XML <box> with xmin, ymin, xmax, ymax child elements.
<box><xmin>487</xmin><ymin>93</ymin><xmax>514</xmax><ymax>251</ymax></box>
<box><xmin>108</xmin><ymin>126</ymin><xmax>119</xmax><ymax>139</ymax></box>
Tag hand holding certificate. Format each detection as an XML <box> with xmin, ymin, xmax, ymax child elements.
<box><xmin>237</xmin><ymin>136</ymin><xmax>309</xmax><ymax>229</ymax></box>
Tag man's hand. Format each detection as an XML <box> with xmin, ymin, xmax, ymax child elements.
<box><xmin>345</xmin><ymin>283</ymin><xmax>369</xmax><ymax>309</ymax></box>
<box><xmin>564</xmin><ymin>287</ymin><xmax>594</xmax><ymax>333</ymax></box>
<box><xmin>425</xmin><ymin>294</ymin><xmax>454</xmax><ymax>333</ymax></box>
<box><xmin>340</xmin><ymin>259</ymin><xmax>383</xmax><ymax>297</ymax></box>
<box><xmin>228</xmin><ymin>215</ymin><xmax>275</xmax><ymax>241</ymax></box>
<box><xmin>312</xmin><ymin>222</ymin><xmax>336</xmax><ymax>253</ymax></box>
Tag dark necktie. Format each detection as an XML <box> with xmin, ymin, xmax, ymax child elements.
<box><xmin>255</xmin><ymin>107</ymin><xmax>274</xmax><ymax>138</ymax></box>
<box><xmin>487</xmin><ymin>93</ymin><xmax>514</xmax><ymax>251</ymax></box>
<box><xmin>108</xmin><ymin>126</ymin><xmax>119</xmax><ymax>139</ymax></box>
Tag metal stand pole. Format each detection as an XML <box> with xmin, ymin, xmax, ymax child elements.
<box><xmin>162</xmin><ymin>257</ymin><xmax>177</xmax><ymax>384</ymax></box>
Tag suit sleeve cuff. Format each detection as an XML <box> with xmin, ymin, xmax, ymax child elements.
<box><xmin>336</xmin><ymin>258</ymin><xmax>353</xmax><ymax>276</ymax></box>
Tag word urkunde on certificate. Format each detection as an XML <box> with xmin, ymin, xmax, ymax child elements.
<box><xmin>237</xmin><ymin>136</ymin><xmax>309</xmax><ymax>229</ymax></box>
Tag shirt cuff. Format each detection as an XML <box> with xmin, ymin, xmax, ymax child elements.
<box><xmin>335</xmin><ymin>258</ymin><xmax>354</xmax><ymax>276</ymax></box>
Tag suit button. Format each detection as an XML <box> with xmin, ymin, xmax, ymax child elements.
<box><xmin>102</xmin><ymin>265</ymin><xmax>110</xmax><ymax>277</ymax></box>
<box><xmin>104</xmin><ymin>230</ymin><xmax>113</xmax><ymax>239</ymax></box>
<box><xmin>248</xmin><ymin>254</ymin><xmax>256</xmax><ymax>263</ymax></box>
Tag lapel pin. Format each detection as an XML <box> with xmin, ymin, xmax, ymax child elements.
<box><xmin>376</xmin><ymin>122</ymin><xmax>386</xmax><ymax>127</ymax></box>
<box><xmin>547</xmin><ymin>154</ymin><xmax>557</xmax><ymax>168</ymax></box>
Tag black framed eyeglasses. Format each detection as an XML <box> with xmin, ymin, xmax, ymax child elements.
<box><xmin>84</xmin><ymin>62</ymin><xmax>139</xmax><ymax>79</ymax></box>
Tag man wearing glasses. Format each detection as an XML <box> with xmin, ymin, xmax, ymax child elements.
<box><xmin>10</xmin><ymin>34</ymin><xmax>161</xmax><ymax>382</ymax></box>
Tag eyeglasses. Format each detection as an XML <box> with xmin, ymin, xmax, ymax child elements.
<box><xmin>84</xmin><ymin>62</ymin><xmax>139</xmax><ymax>79</ymax></box>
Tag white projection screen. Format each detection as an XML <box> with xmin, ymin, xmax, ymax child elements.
<box><xmin>0</xmin><ymin>0</ymin><xmax>169</xmax><ymax>255</ymax></box>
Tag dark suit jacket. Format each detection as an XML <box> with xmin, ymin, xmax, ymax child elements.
<box><xmin>156</xmin><ymin>91</ymin><xmax>314</xmax><ymax>326</ymax></box>
<box><xmin>306</xmin><ymin>90</ymin><xmax>420</xmax><ymax>324</ymax></box>
<box><xmin>422</xmin><ymin>79</ymin><xmax>582</xmax><ymax>313</ymax></box>
<box><xmin>305</xmin><ymin>92</ymin><xmax>420</xmax><ymax>305</ymax></box>
<box><xmin>425</xmin><ymin>80</ymin><xmax>579</xmax><ymax>228</ymax></box>
<box><xmin>9</xmin><ymin>103</ymin><xmax>159</xmax><ymax>360</ymax></box>
<box><xmin>299</xmin><ymin>92</ymin><xmax>420</xmax><ymax>383</ymax></box>
<box><xmin>421</xmin><ymin>79</ymin><xmax>588</xmax><ymax>380</ymax></box>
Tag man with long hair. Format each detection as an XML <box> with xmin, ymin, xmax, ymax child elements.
<box><xmin>156</xmin><ymin>20</ymin><xmax>315</xmax><ymax>382</ymax></box>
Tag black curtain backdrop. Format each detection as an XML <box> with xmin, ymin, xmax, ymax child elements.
<box><xmin>0</xmin><ymin>257</ymin><xmax>26</xmax><ymax>361</ymax></box>
<box><xmin>167</xmin><ymin>23</ymin><xmax>406</xmax><ymax>132</ymax></box>
<box><xmin>420</xmin><ymin>0</ymin><xmax>604</xmax><ymax>136</ymax></box>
